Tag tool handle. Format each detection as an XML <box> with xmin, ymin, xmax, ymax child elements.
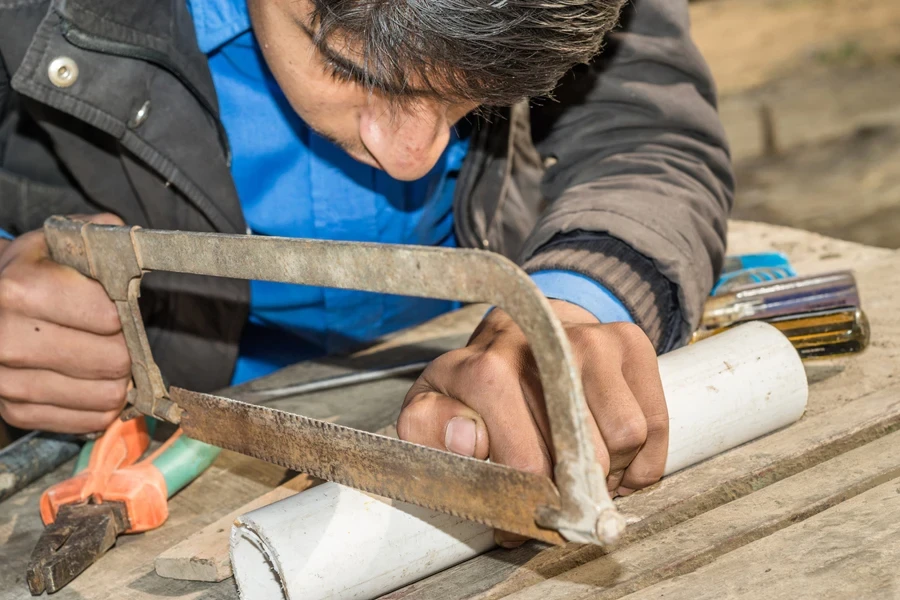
<box><xmin>713</xmin><ymin>252</ymin><xmax>795</xmax><ymax>295</ymax></box>
<box><xmin>146</xmin><ymin>430</ymin><xmax>221</xmax><ymax>497</ymax></box>
<box><xmin>0</xmin><ymin>432</ymin><xmax>81</xmax><ymax>503</ymax></box>
<box><xmin>63</xmin><ymin>424</ymin><xmax>220</xmax><ymax>532</ymax></box>
<box><xmin>694</xmin><ymin>307</ymin><xmax>870</xmax><ymax>360</ymax></box>
<box><xmin>72</xmin><ymin>417</ymin><xmax>157</xmax><ymax>474</ymax></box>
<box><xmin>702</xmin><ymin>270</ymin><xmax>860</xmax><ymax>327</ymax></box>
<box><xmin>39</xmin><ymin>417</ymin><xmax>152</xmax><ymax>525</ymax></box>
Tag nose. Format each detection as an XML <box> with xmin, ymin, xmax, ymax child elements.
<box><xmin>358</xmin><ymin>99</ymin><xmax>451</xmax><ymax>181</ymax></box>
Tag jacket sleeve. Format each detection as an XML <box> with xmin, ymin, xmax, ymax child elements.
<box><xmin>520</xmin><ymin>0</ymin><xmax>733</xmax><ymax>352</ymax></box>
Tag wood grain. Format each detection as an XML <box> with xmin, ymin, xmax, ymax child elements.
<box><xmin>622</xmin><ymin>479</ymin><xmax>900</xmax><ymax>599</ymax></box>
<box><xmin>504</xmin><ymin>429</ymin><xmax>900</xmax><ymax>599</ymax></box>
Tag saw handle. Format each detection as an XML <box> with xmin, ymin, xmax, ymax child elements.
<box><xmin>44</xmin><ymin>217</ymin><xmax>180</xmax><ymax>423</ymax></box>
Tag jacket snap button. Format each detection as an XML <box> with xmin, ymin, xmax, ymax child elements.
<box><xmin>48</xmin><ymin>57</ymin><xmax>79</xmax><ymax>88</ymax></box>
<box><xmin>129</xmin><ymin>101</ymin><xmax>151</xmax><ymax>128</ymax></box>
<box><xmin>542</xmin><ymin>155</ymin><xmax>558</xmax><ymax>168</ymax></box>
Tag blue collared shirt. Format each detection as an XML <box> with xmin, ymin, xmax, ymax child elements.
<box><xmin>2</xmin><ymin>0</ymin><xmax>633</xmax><ymax>386</ymax></box>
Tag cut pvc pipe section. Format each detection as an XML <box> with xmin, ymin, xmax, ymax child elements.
<box><xmin>231</xmin><ymin>484</ymin><xmax>495</xmax><ymax>600</ymax></box>
<box><xmin>231</xmin><ymin>321</ymin><xmax>808</xmax><ymax>600</ymax></box>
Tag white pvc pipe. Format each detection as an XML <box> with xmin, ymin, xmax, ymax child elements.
<box><xmin>231</xmin><ymin>321</ymin><xmax>808</xmax><ymax>600</ymax></box>
<box><xmin>660</xmin><ymin>320</ymin><xmax>808</xmax><ymax>474</ymax></box>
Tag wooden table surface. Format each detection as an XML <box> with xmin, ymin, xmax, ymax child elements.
<box><xmin>2</xmin><ymin>221</ymin><xmax>899</xmax><ymax>600</ymax></box>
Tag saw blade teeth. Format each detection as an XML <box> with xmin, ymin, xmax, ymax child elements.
<box><xmin>173</xmin><ymin>388</ymin><xmax>566</xmax><ymax>545</ymax></box>
<box><xmin>207</xmin><ymin>436</ymin><xmax>493</xmax><ymax>528</ymax></box>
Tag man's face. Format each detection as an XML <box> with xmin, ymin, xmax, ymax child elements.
<box><xmin>247</xmin><ymin>0</ymin><xmax>479</xmax><ymax>181</ymax></box>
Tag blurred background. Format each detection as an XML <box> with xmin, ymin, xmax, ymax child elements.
<box><xmin>690</xmin><ymin>0</ymin><xmax>900</xmax><ymax>248</ymax></box>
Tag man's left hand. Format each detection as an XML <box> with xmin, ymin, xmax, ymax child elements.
<box><xmin>398</xmin><ymin>300</ymin><xmax>668</xmax><ymax>546</ymax></box>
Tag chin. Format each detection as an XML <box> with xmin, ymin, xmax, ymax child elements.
<box><xmin>381</xmin><ymin>160</ymin><xmax>442</xmax><ymax>182</ymax></box>
<box><xmin>347</xmin><ymin>151</ymin><xmax>383</xmax><ymax>171</ymax></box>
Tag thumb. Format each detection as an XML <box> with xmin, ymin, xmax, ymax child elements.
<box><xmin>2</xmin><ymin>213</ymin><xmax>125</xmax><ymax>267</ymax></box>
<box><xmin>397</xmin><ymin>389</ymin><xmax>490</xmax><ymax>459</ymax></box>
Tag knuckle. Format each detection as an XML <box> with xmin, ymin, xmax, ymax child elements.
<box><xmin>608</xmin><ymin>321</ymin><xmax>645</xmax><ymax>341</ymax></box>
<box><xmin>0</xmin><ymin>375</ymin><xmax>25</xmax><ymax>402</ymax></box>
<box><xmin>0</xmin><ymin>328</ymin><xmax>22</xmax><ymax>368</ymax></box>
<box><xmin>396</xmin><ymin>392</ymin><xmax>435</xmax><ymax>441</ymax></box>
<box><xmin>395</xmin><ymin>402</ymin><xmax>417</xmax><ymax>440</ymax></box>
<box><xmin>463</xmin><ymin>349</ymin><xmax>517</xmax><ymax>386</ymax></box>
<box><xmin>0</xmin><ymin>277</ymin><xmax>25</xmax><ymax>311</ymax></box>
<box><xmin>97</xmin><ymin>303</ymin><xmax>123</xmax><ymax>335</ymax></box>
<box><xmin>89</xmin><ymin>213</ymin><xmax>126</xmax><ymax>226</ymax></box>
<box><xmin>624</xmin><ymin>470</ymin><xmax>662</xmax><ymax>490</ymax></box>
<box><xmin>109</xmin><ymin>347</ymin><xmax>132</xmax><ymax>379</ymax></box>
<box><xmin>96</xmin><ymin>379</ymin><xmax>128</xmax><ymax>411</ymax></box>
<box><xmin>94</xmin><ymin>410</ymin><xmax>120</xmax><ymax>431</ymax></box>
<box><xmin>645</xmin><ymin>413</ymin><xmax>670</xmax><ymax>436</ymax></box>
<box><xmin>0</xmin><ymin>400</ymin><xmax>30</xmax><ymax>429</ymax></box>
<box><xmin>606</xmin><ymin>417</ymin><xmax>648</xmax><ymax>454</ymax></box>
<box><xmin>507</xmin><ymin>444</ymin><xmax>553</xmax><ymax>478</ymax></box>
<box><xmin>609</xmin><ymin>322</ymin><xmax>655</xmax><ymax>354</ymax></box>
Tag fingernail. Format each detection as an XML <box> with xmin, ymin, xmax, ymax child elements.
<box><xmin>445</xmin><ymin>417</ymin><xmax>477</xmax><ymax>457</ymax></box>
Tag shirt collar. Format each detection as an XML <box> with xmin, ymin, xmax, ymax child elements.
<box><xmin>186</xmin><ymin>0</ymin><xmax>252</xmax><ymax>54</ymax></box>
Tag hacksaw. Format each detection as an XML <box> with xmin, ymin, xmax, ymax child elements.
<box><xmin>43</xmin><ymin>216</ymin><xmax>624</xmax><ymax>546</ymax></box>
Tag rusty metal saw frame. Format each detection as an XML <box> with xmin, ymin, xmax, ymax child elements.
<box><xmin>43</xmin><ymin>216</ymin><xmax>624</xmax><ymax>546</ymax></box>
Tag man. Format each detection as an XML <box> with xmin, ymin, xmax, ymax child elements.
<box><xmin>0</xmin><ymin>0</ymin><xmax>732</xmax><ymax>544</ymax></box>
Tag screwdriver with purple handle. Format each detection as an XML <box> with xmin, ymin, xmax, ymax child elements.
<box><xmin>695</xmin><ymin>252</ymin><xmax>869</xmax><ymax>359</ymax></box>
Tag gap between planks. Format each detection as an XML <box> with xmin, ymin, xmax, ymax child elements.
<box><xmin>620</xmin><ymin>476</ymin><xmax>900</xmax><ymax>599</ymax></box>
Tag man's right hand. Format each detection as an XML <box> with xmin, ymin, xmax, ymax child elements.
<box><xmin>0</xmin><ymin>214</ymin><xmax>131</xmax><ymax>433</ymax></box>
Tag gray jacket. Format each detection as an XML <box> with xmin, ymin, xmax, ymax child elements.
<box><xmin>0</xmin><ymin>0</ymin><xmax>733</xmax><ymax>392</ymax></box>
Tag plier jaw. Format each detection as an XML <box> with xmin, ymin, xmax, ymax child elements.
<box><xmin>26</xmin><ymin>501</ymin><xmax>129</xmax><ymax>595</ymax></box>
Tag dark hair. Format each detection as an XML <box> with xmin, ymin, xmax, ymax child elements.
<box><xmin>309</xmin><ymin>0</ymin><xmax>627</xmax><ymax>106</ymax></box>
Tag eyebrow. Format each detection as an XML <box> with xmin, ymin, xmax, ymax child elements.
<box><xmin>295</xmin><ymin>19</ymin><xmax>429</xmax><ymax>98</ymax></box>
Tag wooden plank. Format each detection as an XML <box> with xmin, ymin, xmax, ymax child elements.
<box><xmin>154</xmin><ymin>474</ymin><xmax>319</xmax><ymax>582</ymax></box>
<box><xmin>622</xmin><ymin>478</ymin><xmax>900</xmax><ymax>600</ymax></box>
<box><xmin>382</xmin><ymin>382</ymin><xmax>900</xmax><ymax>600</ymax></box>
<box><xmin>501</xmin><ymin>429</ymin><xmax>900</xmax><ymax>600</ymax></box>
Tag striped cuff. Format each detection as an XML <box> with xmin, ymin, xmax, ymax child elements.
<box><xmin>523</xmin><ymin>233</ymin><xmax>679</xmax><ymax>352</ymax></box>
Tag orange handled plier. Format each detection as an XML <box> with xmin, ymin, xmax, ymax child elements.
<box><xmin>25</xmin><ymin>417</ymin><xmax>219</xmax><ymax>595</ymax></box>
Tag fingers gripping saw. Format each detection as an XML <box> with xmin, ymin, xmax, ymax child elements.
<box><xmin>42</xmin><ymin>216</ymin><xmax>624</xmax><ymax>546</ymax></box>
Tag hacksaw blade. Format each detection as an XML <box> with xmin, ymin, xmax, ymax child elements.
<box><xmin>173</xmin><ymin>387</ymin><xmax>567</xmax><ymax>544</ymax></box>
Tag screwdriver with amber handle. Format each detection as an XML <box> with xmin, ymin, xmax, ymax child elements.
<box><xmin>692</xmin><ymin>307</ymin><xmax>870</xmax><ymax>359</ymax></box>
